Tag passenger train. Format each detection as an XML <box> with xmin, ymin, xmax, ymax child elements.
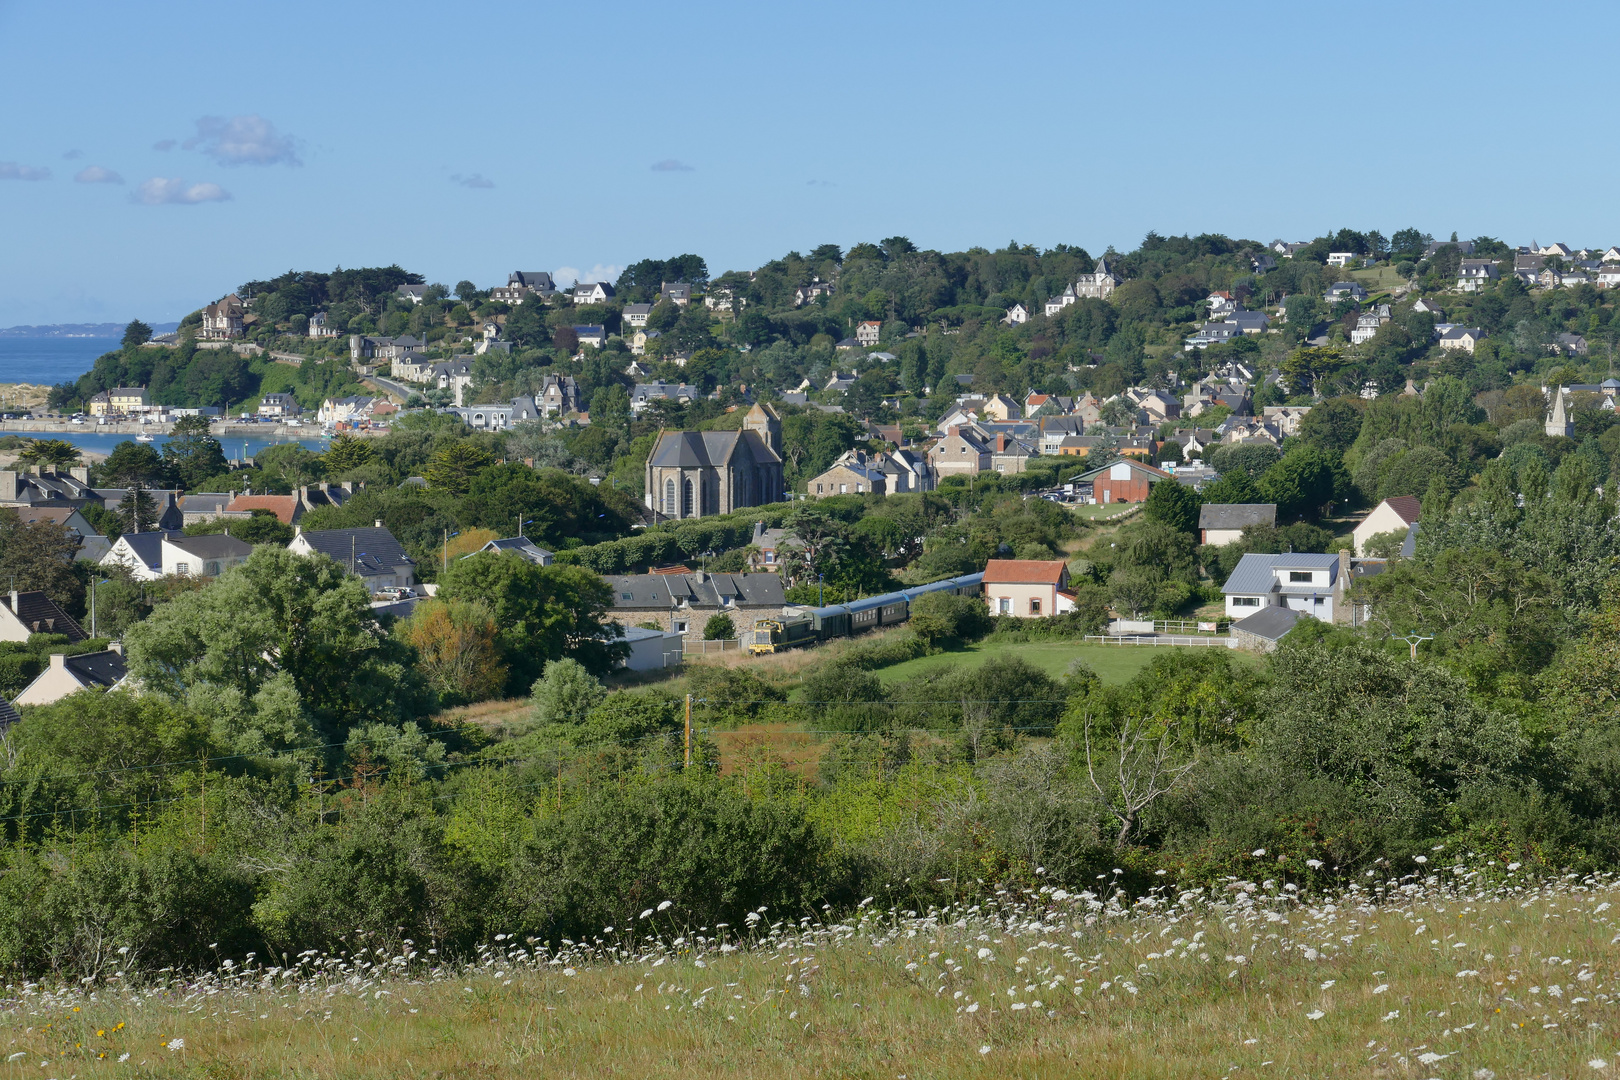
<box><xmin>748</xmin><ymin>572</ymin><xmax>984</xmax><ymax>652</ymax></box>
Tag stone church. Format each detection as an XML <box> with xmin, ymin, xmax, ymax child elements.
<box><xmin>644</xmin><ymin>403</ymin><xmax>785</xmax><ymax>518</ymax></box>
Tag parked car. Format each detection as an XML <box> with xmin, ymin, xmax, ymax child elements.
<box><xmin>375</xmin><ymin>586</ymin><xmax>417</xmax><ymax>601</ymax></box>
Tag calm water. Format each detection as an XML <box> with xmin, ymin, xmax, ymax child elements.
<box><xmin>0</xmin><ymin>430</ymin><xmax>332</xmax><ymax>461</ymax></box>
<box><xmin>0</xmin><ymin>337</ymin><xmax>329</xmax><ymax>459</ymax></box>
<box><xmin>0</xmin><ymin>337</ymin><xmax>119</xmax><ymax>386</ymax></box>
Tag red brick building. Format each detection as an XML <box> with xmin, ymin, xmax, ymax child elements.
<box><xmin>1077</xmin><ymin>459</ymin><xmax>1172</xmax><ymax>504</ymax></box>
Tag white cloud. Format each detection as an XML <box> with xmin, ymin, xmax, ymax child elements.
<box><xmin>650</xmin><ymin>159</ymin><xmax>694</xmax><ymax>172</ymax></box>
<box><xmin>62</xmin><ymin>149</ymin><xmax>82</xmax><ymax>160</ymax></box>
<box><xmin>551</xmin><ymin>264</ymin><xmax>623</xmax><ymax>288</ymax></box>
<box><xmin>451</xmin><ymin>173</ymin><xmax>494</xmax><ymax>188</ymax></box>
<box><xmin>74</xmin><ymin>166</ymin><xmax>123</xmax><ymax>184</ymax></box>
<box><xmin>152</xmin><ymin>139</ymin><xmax>176</xmax><ymax>152</ymax></box>
<box><xmin>0</xmin><ymin>162</ymin><xmax>50</xmax><ymax>181</ymax></box>
<box><xmin>185</xmin><ymin>115</ymin><xmax>300</xmax><ymax>167</ymax></box>
<box><xmin>132</xmin><ymin>177</ymin><xmax>231</xmax><ymax>205</ymax></box>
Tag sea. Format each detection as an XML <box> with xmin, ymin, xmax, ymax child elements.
<box><xmin>0</xmin><ymin>335</ymin><xmax>119</xmax><ymax>386</ymax></box>
<box><xmin>0</xmin><ymin>335</ymin><xmax>328</xmax><ymax>459</ymax></box>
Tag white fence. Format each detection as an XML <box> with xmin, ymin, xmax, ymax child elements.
<box><xmin>1086</xmin><ymin>634</ymin><xmax>1234</xmax><ymax>648</ymax></box>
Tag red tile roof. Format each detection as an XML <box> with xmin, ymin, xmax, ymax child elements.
<box><xmin>1383</xmin><ymin>495</ymin><xmax>1422</xmax><ymax>524</ymax></box>
<box><xmin>227</xmin><ymin>495</ymin><xmax>298</xmax><ymax>524</ymax></box>
<box><xmin>982</xmin><ymin>559</ymin><xmax>1068</xmax><ymax>585</ymax></box>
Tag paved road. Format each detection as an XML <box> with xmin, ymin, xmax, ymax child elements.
<box><xmin>364</xmin><ymin>374</ymin><xmax>415</xmax><ymax>401</ymax></box>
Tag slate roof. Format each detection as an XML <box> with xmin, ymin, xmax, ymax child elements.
<box><xmin>511</xmin><ymin>271</ymin><xmax>556</xmax><ymax>290</ymax></box>
<box><xmin>1231</xmin><ymin>605</ymin><xmax>1302</xmax><ymax>642</ymax></box>
<box><xmin>293</xmin><ymin>526</ymin><xmax>415</xmax><ymax>576</ymax></box>
<box><xmin>623</xmin><ymin>303</ymin><xmax>654</xmax><ymax>316</ymax></box>
<box><xmin>647</xmin><ymin>430</ymin><xmax>779</xmax><ymax>468</ymax></box>
<box><xmin>62</xmin><ymin>649</ymin><xmax>128</xmax><ymax>688</ymax></box>
<box><xmin>109</xmin><ymin>531</ymin><xmax>181</xmax><ymax>572</ymax></box>
<box><xmin>1221</xmin><ymin>552</ymin><xmax>1339</xmax><ymax>595</ymax></box>
<box><xmin>3</xmin><ymin>591</ymin><xmax>85</xmax><ymax>642</ymax></box>
<box><xmin>1198</xmin><ymin>503</ymin><xmax>1277</xmax><ymax>531</ymax></box>
<box><xmin>0</xmin><ymin>695</ymin><xmax>18</xmax><ymax>731</ymax></box>
<box><xmin>167</xmin><ymin>534</ymin><xmax>254</xmax><ymax>560</ymax></box>
<box><xmin>478</xmin><ymin>537</ymin><xmax>553</xmax><ymax>564</ymax></box>
<box><xmin>603</xmin><ymin>572</ymin><xmax>786</xmax><ymax>610</ymax></box>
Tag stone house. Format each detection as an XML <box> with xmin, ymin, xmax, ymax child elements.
<box><xmin>600</xmin><ymin>570</ymin><xmax>787</xmax><ymax>643</ymax></box>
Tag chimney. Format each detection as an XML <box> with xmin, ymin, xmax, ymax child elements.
<box><xmin>6</xmin><ymin>590</ymin><xmax>14</xmax><ymax>613</ymax></box>
<box><xmin>107</xmin><ymin>641</ymin><xmax>123</xmax><ymax>656</ymax></box>
<box><xmin>70</xmin><ymin>466</ymin><xmax>89</xmax><ymax>485</ymax></box>
<box><xmin>341</xmin><ymin>481</ymin><xmax>354</xmax><ymax>493</ymax></box>
<box><xmin>375</xmin><ymin>519</ymin><xmax>384</xmax><ymax>529</ymax></box>
<box><xmin>694</xmin><ymin>569</ymin><xmax>706</xmax><ymax>583</ymax></box>
<box><xmin>0</xmin><ymin>471</ymin><xmax>17</xmax><ymax>503</ymax></box>
<box><xmin>1338</xmin><ymin>548</ymin><xmax>1351</xmax><ymax>592</ymax></box>
<box><xmin>997</xmin><ymin>434</ymin><xmax>1008</xmax><ymax>452</ymax></box>
<box><xmin>949</xmin><ymin>426</ymin><xmax>961</xmax><ymax>438</ymax></box>
<box><xmin>47</xmin><ymin>653</ymin><xmax>68</xmax><ymax>673</ymax></box>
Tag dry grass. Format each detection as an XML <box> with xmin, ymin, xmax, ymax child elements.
<box><xmin>8</xmin><ymin>868</ymin><xmax>1620</xmax><ymax>1078</ymax></box>
<box><xmin>435</xmin><ymin>697</ymin><xmax>530</xmax><ymax>732</ymax></box>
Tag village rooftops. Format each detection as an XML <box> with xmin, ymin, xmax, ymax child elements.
<box><xmin>603</xmin><ymin>571</ymin><xmax>786</xmax><ymax>610</ymax></box>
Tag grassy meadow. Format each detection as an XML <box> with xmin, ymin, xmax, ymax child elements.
<box><xmin>5</xmin><ymin>869</ymin><xmax>1618</xmax><ymax>1078</ymax></box>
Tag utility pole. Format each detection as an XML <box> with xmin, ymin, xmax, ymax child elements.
<box><xmin>684</xmin><ymin>693</ymin><xmax>693</xmax><ymax>768</ymax></box>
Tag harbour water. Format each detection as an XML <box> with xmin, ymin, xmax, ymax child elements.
<box><xmin>0</xmin><ymin>337</ymin><xmax>330</xmax><ymax>459</ymax></box>
<box><xmin>0</xmin><ymin>430</ymin><xmax>332</xmax><ymax>461</ymax></box>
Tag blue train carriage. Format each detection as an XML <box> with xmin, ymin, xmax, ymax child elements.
<box><xmin>803</xmin><ymin>603</ymin><xmax>852</xmax><ymax>640</ymax></box>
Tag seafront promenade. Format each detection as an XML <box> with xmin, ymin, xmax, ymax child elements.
<box><xmin>0</xmin><ymin>418</ymin><xmax>315</xmax><ymax>438</ymax></box>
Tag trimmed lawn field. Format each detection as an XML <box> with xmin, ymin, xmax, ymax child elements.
<box><xmin>873</xmin><ymin>639</ymin><xmax>1227</xmax><ymax>685</ymax></box>
<box><xmin>1071</xmin><ymin>502</ymin><xmax>1138</xmax><ymax>521</ymax></box>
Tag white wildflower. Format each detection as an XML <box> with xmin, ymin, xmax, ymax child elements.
<box><xmin>1590</xmin><ymin>1060</ymin><xmax>1609</xmax><ymax>1071</ymax></box>
<box><xmin>1305</xmin><ymin>1009</ymin><xmax>1324</xmax><ymax>1020</ymax></box>
<box><xmin>1320</xmin><ymin>980</ymin><xmax>1335</xmax><ymax>990</ymax></box>
<box><xmin>167</xmin><ymin>1039</ymin><xmax>185</xmax><ymax>1051</ymax></box>
<box><xmin>1372</xmin><ymin>983</ymin><xmax>1389</xmax><ymax>994</ymax></box>
<box><xmin>979</xmin><ymin>1045</ymin><xmax>992</xmax><ymax>1055</ymax></box>
<box><xmin>1252</xmin><ymin>849</ymin><xmax>1266</xmax><ymax>857</ymax></box>
<box><xmin>657</xmin><ymin>900</ymin><xmax>674</xmax><ymax>912</ymax></box>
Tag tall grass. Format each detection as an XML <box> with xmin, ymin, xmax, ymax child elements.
<box><xmin>6</xmin><ymin>863</ymin><xmax>1620</xmax><ymax>1077</ymax></box>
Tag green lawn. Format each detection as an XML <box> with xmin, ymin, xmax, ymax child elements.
<box><xmin>1071</xmin><ymin>503</ymin><xmax>1138</xmax><ymax>521</ymax></box>
<box><xmin>873</xmin><ymin>639</ymin><xmax>1226</xmax><ymax>686</ymax></box>
<box><xmin>1346</xmin><ymin>264</ymin><xmax>1407</xmax><ymax>293</ymax></box>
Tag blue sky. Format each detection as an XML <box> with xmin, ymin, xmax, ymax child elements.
<box><xmin>0</xmin><ymin>0</ymin><xmax>1614</xmax><ymax>326</ymax></box>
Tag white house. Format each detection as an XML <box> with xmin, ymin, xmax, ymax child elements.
<box><xmin>318</xmin><ymin>395</ymin><xmax>379</xmax><ymax>425</ymax></box>
<box><xmin>623</xmin><ymin>303</ymin><xmax>654</xmax><ymax>327</ymax></box>
<box><xmin>1438</xmin><ymin>326</ymin><xmax>1483</xmax><ymax>353</ymax></box>
<box><xmin>13</xmin><ymin>647</ymin><xmax>129</xmax><ymax>707</ymax></box>
<box><xmin>1002</xmin><ymin>304</ymin><xmax>1029</xmax><ymax>325</ymax></box>
<box><xmin>1352</xmin><ymin>495</ymin><xmax>1421</xmax><ymax>556</ymax></box>
<box><xmin>572</xmin><ymin>282</ymin><xmax>615</xmax><ymax>305</ymax></box>
<box><xmin>855</xmin><ymin>321</ymin><xmax>881</xmax><ymax>346</ymax></box>
<box><xmin>1220</xmin><ymin>552</ymin><xmax>1343</xmax><ymax>622</ymax></box>
<box><xmin>99</xmin><ymin>532</ymin><xmax>251</xmax><ymax>581</ymax></box>
<box><xmin>1326</xmin><ymin>252</ymin><xmax>1357</xmax><ymax>267</ymax></box>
